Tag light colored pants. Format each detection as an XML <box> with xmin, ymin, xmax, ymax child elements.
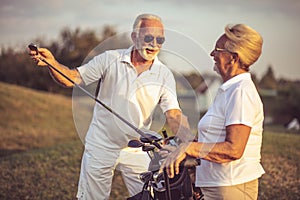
<box><xmin>201</xmin><ymin>179</ymin><xmax>258</xmax><ymax>200</ymax></box>
<box><xmin>76</xmin><ymin>146</ymin><xmax>150</xmax><ymax>200</ymax></box>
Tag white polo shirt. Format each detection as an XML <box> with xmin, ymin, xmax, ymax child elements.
<box><xmin>77</xmin><ymin>47</ymin><xmax>180</xmax><ymax>150</ymax></box>
<box><xmin>196</xmin><ymin>73</ymin><xmax>265</xmax><ymax>187</ymax></box>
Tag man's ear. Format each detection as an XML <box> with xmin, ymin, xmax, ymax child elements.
<box><xmin>131</xmin><ymin>32</ymin><xmax>137</xmax><ymax>43</ymax></box>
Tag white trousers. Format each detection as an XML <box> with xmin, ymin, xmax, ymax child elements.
<box><xmin>76</xmin><ymin>146</ymin><xmax>150</xmax><ymax>200</ymax></box>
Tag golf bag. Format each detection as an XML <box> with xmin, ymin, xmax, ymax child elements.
<box><xmin>127</xmin><ymin>133</ymin><xmax>204</xmax><ymax>200</ymax></box>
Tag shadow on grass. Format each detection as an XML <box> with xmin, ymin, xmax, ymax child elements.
<box><xmin>0</xmin><ymin>149</ymin><xmax>26</xmax><ymax>157</ymax></box>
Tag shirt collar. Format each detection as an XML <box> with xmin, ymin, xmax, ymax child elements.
<box><xmin>121</xmin><ymin>46</ymin><xmax>133</xmax><ymax>64</ymax></box>
<box><xmin>121</xmin><ymin>46</ymin><xmax>161</xmax><ymax>74</ymax></box>
<box><xmin>220</xmin><ymin>73</ymin><xmax>252</xmax><ymax>91</ymax></box>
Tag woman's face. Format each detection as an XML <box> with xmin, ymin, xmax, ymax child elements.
<box><xmin>210</xmin><ymin>35</ymin><xmax>233</xmax><ymax>76</ymax></box>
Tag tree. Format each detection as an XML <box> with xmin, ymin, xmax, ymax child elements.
<box><xmin>0</xmin><ymin>25</ymin><xmax>131</xmax><ymax>95</ymax></box>
<box><xmin>258</xmin><ymin>65</ymin><xmax>278</xmax><ymax>90</ymax></box>
<box><xmin>273</xmin><ymin>81</ymin><xmax>300</xmax><ymax>124</ymax></box>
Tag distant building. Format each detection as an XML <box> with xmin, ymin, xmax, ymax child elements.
<box><xmin>195</xmin><ymin>75</ymin><xmax>222</xmax><ymax>115</ymax></box>
<box><xmin>286</xmin><ymin>118</ymin><xmax>300</xmax><ymax>131</ymax></box>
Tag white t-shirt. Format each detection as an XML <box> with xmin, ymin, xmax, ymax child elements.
<box><xmin>77</xmin><ymin>47</ymin><xmax>180</xmax><ymax>150</ymax></box>
<box><xmin>196</xmin><ymin>73</ymin><xmax>265</xmax><ymax>187</ymax></box>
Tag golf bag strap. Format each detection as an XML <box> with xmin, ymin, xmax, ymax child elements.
<box><xmin>95</xmin><ymin>78</ymin><xmax>101</xmax><ymax>97</ymax></box>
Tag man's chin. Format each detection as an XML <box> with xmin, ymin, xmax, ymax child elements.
<box><xmin>141</xmin><ymin>53</ymin><xmax>156</xmax><ymax>61</ymax></box>
<box><xmin>136</xmin><ymin>49</ymin><xmax>155</xmax><ymax>61</ymax></box>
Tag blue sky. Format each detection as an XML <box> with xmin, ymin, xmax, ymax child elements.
<box><xmin>1</xmin><ymin>0</ymin><xmax>300</xmax><ymax>80</ymax></box>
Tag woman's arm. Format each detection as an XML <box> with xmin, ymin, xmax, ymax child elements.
<box><xmin>187</xmin><ymin>124</ymin><xmax>251</xmax><ymax>163</ymax></box>
<box><xmin>161</xmin><ymin>124</ymin><xmax>251</xmax><ymax>178</ymax></box>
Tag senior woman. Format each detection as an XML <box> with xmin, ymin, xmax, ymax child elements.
<box><xmin>161</xmin><ymin>24</ymin><xmax>265</xmax><ymax>200</ymax></box>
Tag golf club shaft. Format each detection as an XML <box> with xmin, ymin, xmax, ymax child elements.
<box><xmin>163</xmin><ymin>168</ymin><xmax>172</xmax><ymax>200</ymax></box>
<box><xmin>39</xmin><ymin>57</ymin><xmax>161</xmax><ymax>149</ymax></box>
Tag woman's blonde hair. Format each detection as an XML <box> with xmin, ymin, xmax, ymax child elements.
<box><xmin>224</xmin><ymin>24</ymin><xmax>263</xmax><ymax>68</ymax></box>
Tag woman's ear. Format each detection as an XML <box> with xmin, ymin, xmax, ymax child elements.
<box><xmin>231</xmin><ymin>52</ymin><xmax>239</xmax><ymax>63</ymax></box>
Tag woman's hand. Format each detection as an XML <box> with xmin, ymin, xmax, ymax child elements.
<box><xmin>159</xmin><ymin>142</ymin><xmax>192</xmax><ymax>178</ymax></box>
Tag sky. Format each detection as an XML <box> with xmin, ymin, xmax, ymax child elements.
<box><xmin>1</xmin><ymin>0</ymin><xmax>300</xmax><ymax>80</ymax></box>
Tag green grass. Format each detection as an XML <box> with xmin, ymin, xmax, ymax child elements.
<box><xmin>0</xmin><ymin>140</ymin><xmax>83</xmax><ymax>200</ymax></box>
<box><xmin>0</xmin><ymin>82</ymin><xmax>299</xmax><ymax>199</ymax></box>
<box><xmin>259</xmin><ymin>130</ymin><xmax>300</xmax><ymax>200</ymax></box>
<box><xmin>0</xmin><ymin>82</ymin><xmax>77</xmax><ymax>156</ymax></box>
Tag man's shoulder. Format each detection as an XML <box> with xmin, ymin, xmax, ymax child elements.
<box><xmin>153</xmin><ymin>58</ymin><xmax>173</xmax><ymax>74</ymax></box>
<box><xmin>104</xmin><ymin>48</ymin><xmax>128</xmax><ymax>57</ymax></box>
<box><xmin>90</xmin><ymin>48</ymin><xmax>129</xmax><ymax>64</ymax></box>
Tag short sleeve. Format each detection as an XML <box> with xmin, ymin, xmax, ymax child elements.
<box><xmin>224</xmin><ymin>85</ymin><xmax>258</xmax><ymax>127</ymax></box>
<box><xmin>77</xmin><ymin>53</ymin><xmax>106</xmax><ymax>86</ymax></box>
<box><xmin>159</xmin><ymin>72</ymin><xmax>181</xmax><ymax>113</ymax></box>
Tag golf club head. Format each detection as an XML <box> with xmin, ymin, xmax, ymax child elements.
<box><xmin>139</xmin><ymin>171</ymin><xmax>153</xmax><ymax>183</ymax></box>
<box><xmin>128</xmin><ymin>139</ymin><xmax>144</xmax><ymax>148</ymax></box>
<box><xmin>142</xmin><ymin>145</ymin><xmax>155</xmax><ymax>152</ymax></box>
<box><xmin>140</xmin><ymin>133</ymin><xmax>162</xmax><ymax>143</ymax></box>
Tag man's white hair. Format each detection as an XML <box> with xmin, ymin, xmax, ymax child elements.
<box><xmin>132</xmin><ymin>13</ymin><xmax>162</xmax><ymax>33</ymax></box>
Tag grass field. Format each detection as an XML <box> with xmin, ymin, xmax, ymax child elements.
<box><xmin>0</xmin><ymin>82</ymin><xmax>299</xmax><ymax>200</ymax></box>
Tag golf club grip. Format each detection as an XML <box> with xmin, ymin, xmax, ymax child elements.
<box><xmin>28</xmin><ymin>43</ymin><xmax>38</xmax><ymax>55</ymax></box>
<box><xmin>162</xmin><ymin>129</ymin><xmax>168</xmax><ymax>138</ymax></box>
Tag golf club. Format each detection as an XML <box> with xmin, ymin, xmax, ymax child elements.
<box><xmin>28</xmin><ymin>43</ymin><xmax>162</xmax><ymax>149</ymax></box>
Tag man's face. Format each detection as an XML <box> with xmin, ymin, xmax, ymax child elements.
<box><xmin>133</xmin><ymin>19</ymin><xmax>165</xmax><ymax>61</ymax></box>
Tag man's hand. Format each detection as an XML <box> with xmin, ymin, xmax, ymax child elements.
<box><xmin>28</xmin><ymin>47</ymin><xmax>56</xmax><ymax>67</ymax></box>
<box><xmin>158</xmin><ymin>144</ymin><xmax>177</xmax><ymax>158</ymax></box>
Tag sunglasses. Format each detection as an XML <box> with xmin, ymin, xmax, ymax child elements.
<box><xmin>144</xmin><ymin>35</ymin><xmax>165</xmax><ymax>45</ymax></box>
<box><xmin>214</xmin><ymin>47</ymin><xmax>238</xmax><ymax>55</ymax></box>
<box><xmin>214</xmin><ymin>47</ymin><xmax>231</xmax><ymax>53</ymax></box>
